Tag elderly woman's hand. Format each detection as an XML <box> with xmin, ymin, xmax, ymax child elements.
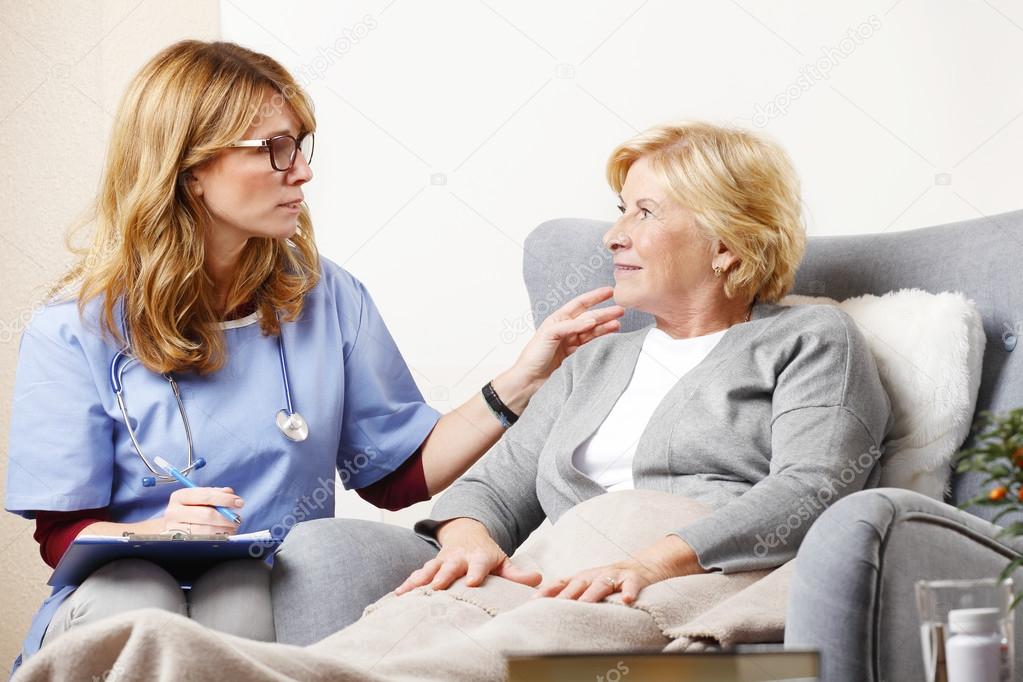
<box><xmin>394</xmin><ymin>518</ymin><xmax>542</xmax><ymax>595</ymax></box>
<box><xmin>533</xmin><ymin>535</ymin><xmax>703</xmax><ymax>605</ymax></box>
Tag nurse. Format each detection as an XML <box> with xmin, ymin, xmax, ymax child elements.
<box><xmin>3</xmin><ymin>40</ymin><xmax>623</xmax><ymax>667</ymax></box>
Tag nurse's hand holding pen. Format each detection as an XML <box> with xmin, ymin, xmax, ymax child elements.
<box><xmin>416</xmin><ymin>287</ymin><xmax>623</xmax><ymax>496</ymax></box>
<box><xmin>159</xmin><ymin>486</ymin><xmax>244</xmax><ymax>535</ymax></box>
<box><xmin>81</xmin><ymin>487</ymin><xmax>244</xmax><ymax>537</ymax></box>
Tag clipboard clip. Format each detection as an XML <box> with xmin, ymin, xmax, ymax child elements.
<box><xmin>121</xmin><ymin>531</ymin><xmax>232</xmax><ymax>541</ymax></box>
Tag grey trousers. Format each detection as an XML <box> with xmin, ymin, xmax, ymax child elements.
<box><xmin>41</xmin><ymin>558</ymin><xmax>275</xmax><ymax>647</ymax></box>
<box><xmin>271</xmin><ymin>518</ymin><xmax>439</xmax><ymax>645</ymax></box>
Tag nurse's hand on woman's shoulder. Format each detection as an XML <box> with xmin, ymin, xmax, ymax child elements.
<box><xmin>160</xmin><ymin>486</ymin><xmax>244</xmax><ymax>535</ymax></box>
<box><xmin>393</xmin><ymin>517</ymin><xmax>541</xmax><ymax>595</ymax></box>
<box><xmin>511</xmin><ymin>287</ymin><xmax>624</xmax><ymax>391</ymax></box>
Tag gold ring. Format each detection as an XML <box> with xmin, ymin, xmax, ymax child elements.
<box><xmin>604</xmin><ymin>576</ymin><xmax>618</xmax><ymax>589</ymax></box>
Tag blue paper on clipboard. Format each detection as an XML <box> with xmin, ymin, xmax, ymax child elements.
<box><xmin>48</xmin><ymin>530</ymin><xmax>281</xmax><ymax>588</ymax></box>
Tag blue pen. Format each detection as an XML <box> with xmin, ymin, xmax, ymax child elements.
<box><xmin>153</xmin><ymin>456</ymin><xmax>242</xmax><ymax>525</ymax></box>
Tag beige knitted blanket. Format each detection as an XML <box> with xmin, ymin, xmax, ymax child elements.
<box><xmin>15</xmin><ymin>490</ymin><xmax>792</xmax><ymax>681</ymax></box>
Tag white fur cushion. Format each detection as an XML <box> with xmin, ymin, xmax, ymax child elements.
<box><xmin>780</xmin><ymin>289</ymin><xmax>986</xmax><ymax>500</ymax></box>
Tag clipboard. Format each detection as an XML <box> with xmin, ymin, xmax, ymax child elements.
<box><xmin>48</xmin><ymin>530</ymin><xmax>281</xmax><ymax>588</ymax></box>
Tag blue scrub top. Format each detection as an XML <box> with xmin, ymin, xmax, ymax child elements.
<box><xmin>4</xmin><ymin>257</ymin><xmax>441</xmax><ymax>662</ymax></box>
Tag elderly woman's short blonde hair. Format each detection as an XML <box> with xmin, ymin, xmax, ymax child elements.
<box><xmin>606</xmin><ymin>122</ymin><xmax>805</xmax><ymax>304</ymax></box>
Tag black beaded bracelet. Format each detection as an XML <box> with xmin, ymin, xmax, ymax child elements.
<box><xmin>482</xmin><ymin>380</ymin><xmax>519</xmax><ymax>428</ymax></box>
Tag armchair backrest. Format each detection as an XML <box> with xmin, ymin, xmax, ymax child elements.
<box><xmin>522</xmin><ymin>210</ymin><xmax>1023</xmax><ymax>521</ymax></box>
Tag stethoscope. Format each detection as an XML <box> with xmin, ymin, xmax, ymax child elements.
<box><xmin>109</xmin><ymin>310</ymin><xmax>309</xmax><ymax>487</ymax></box>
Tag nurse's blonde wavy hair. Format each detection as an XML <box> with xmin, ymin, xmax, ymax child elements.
<box><xmin>606</xmin><ymin>122</ymin><xmax>805</xmax><ymax>304</ymax></box>
<box><xmin>52</xmin><ymin>40</ymin><xmax>320</xmax><ymax>375</ymax></box>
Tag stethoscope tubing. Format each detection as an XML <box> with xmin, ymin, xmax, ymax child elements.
<box><xmin>109</xmin><ymin>308</ymin><xmax>303</xmax><ymax>486</ymax></box>
<box><xmin>110</xmin><ymin>350</ymin><xmax>200</xmax><ymax>484</ymax></box>
<box><xmin>276</xmin><ymin>318</ymin><xmax>296</xmax><ymax>416</ymax></box>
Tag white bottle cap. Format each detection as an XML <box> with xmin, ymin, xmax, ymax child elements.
<box><xmin>948</xmin><ymin>607</ymin><xmax>1002</xmax><ymax>635</ymax></box>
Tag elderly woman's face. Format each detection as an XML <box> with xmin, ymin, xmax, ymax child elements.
<box><xmin>189</xmin><ymin>95</ymin><xmax>312</xmax><ymax>243</ymax></box>
<box><xmin>603</xmin><ymin>156</ymin><xmax>716</xmax><ymax>314</ymax></box>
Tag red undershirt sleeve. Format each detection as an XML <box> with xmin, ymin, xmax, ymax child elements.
<box><xmin>355</xmin><ymin>447</ymin><xmax>430</xmax><ymax>512</ymax></box>
<box><xmin>33</xmin><ymin>507</ymin><xmax>110</xmax><ymax>568</ymax></box>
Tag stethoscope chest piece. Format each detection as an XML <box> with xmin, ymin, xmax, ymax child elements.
<box><xmin>276</xmin><ymin>409</ymin><xmax>309</xmax><ymax>442</ymax></box>
<box><xmin>273</xmin><ymin>312</ymin><xmax>308</xmax><ymax>443</ymax></box>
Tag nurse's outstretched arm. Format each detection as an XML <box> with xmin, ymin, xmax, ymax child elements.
<box><xmin>419</xmin><ymin>286</ymin><xmax>623</xmax><ymax>495</ymax></box>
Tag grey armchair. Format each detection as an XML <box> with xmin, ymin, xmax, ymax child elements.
<box><xmin>522</xmin><ymin>210</ymin><xmax>1023</xmax><ymax>682</ymax></box>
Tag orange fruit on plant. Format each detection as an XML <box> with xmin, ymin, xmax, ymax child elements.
<box><xmin>990</xmin><ymin>486</ymin><xmax>1008</xmax><ymax>501</ymax></box>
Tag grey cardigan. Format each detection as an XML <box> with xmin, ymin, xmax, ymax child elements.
<box><xmin>416</xmin><ymin>302</ymin><xmax>894</xmax><ymax>573</ymax></box>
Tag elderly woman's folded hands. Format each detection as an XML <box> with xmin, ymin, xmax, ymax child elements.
<box><xmin>395</xmin><ymin>518</ymin><xmax>704</xmax><ymax>605</ymax></box>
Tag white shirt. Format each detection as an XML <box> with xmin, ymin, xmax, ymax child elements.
<box><xmin>572</xmin><ymin>326</ymin><xmax>727</xmax><ymax>491</ymax></box>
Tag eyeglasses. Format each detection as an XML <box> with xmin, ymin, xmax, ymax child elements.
<box><xmin>227</xmin><ymin>132</ymin><xmax>315</xmax><ymax>172</ymax></box>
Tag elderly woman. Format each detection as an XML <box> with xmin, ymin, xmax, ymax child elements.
<box><xmin>267</xmin><ymin>121</ymin><xmax>893</xmax><ymax>642</ymax></box>
<box><xmin>14</xmin><ymin>122</ymin><xmax>893</xmax><ymax>681</ymax></box>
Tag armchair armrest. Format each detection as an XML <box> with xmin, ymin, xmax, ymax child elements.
<box><xmin>785</xmin><ymin>487</ymin><xmax>1023</xmax><ymax>682</ymax></box>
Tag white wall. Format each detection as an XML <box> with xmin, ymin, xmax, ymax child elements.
<box><xmin>222</xmin><ymin>0</ymin><xmax>1023</xmax><ymax>525</ymax></box>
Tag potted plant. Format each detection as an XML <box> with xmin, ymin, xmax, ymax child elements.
<box><xmin>954</xmin><ymin>407</ymin><xmax>1023</xmax><ymax>605</ymax></box>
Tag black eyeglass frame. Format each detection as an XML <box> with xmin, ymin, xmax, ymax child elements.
<box><xmin>227</xmin><ymin>131</ymin><xmax>315</xmax><ymax>172</ymax></box>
